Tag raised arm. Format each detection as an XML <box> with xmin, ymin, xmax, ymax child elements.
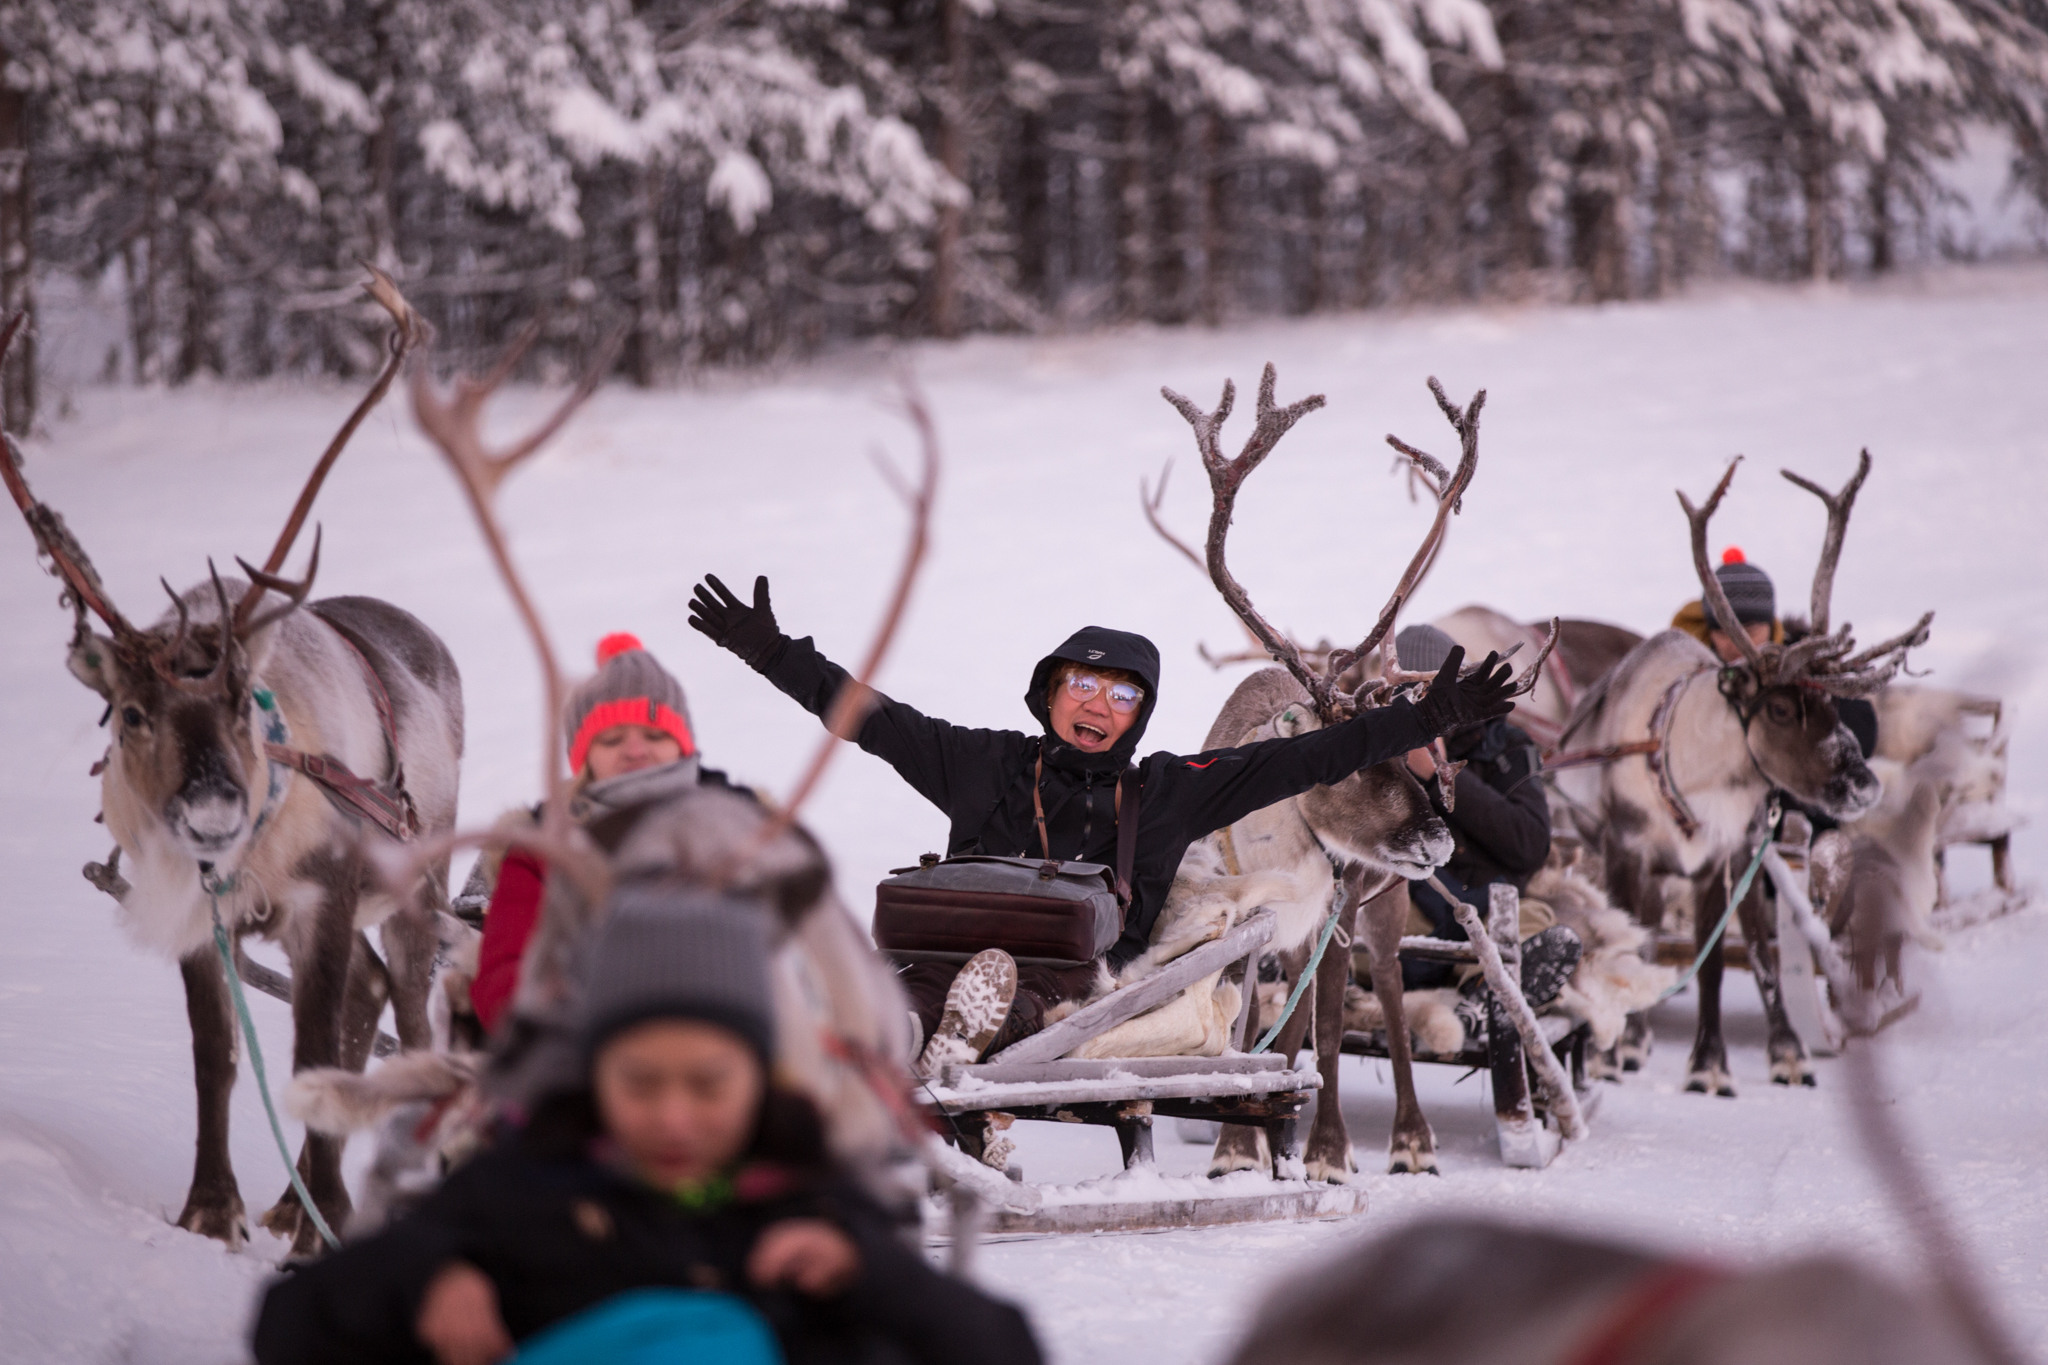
<box><xmin>689</xmin><ymin>574</ymin><xmax>1019</xmax><ymax>812</ymax></box>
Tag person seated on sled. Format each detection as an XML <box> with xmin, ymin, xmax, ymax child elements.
<box><xmin>468</xmin><ymin>633</ymin><xmax>753</xmax><ymax>1036</ymax></box>
<box><xmin>253</xmin><ymin>889</ymin><xmax>1042</xmax><ymax>1365</ymax></box>
<box><xmin>1672</xmin><ymin>550</ymin><xmax>1879</xmax><ymax>820</ymax></box>
<box><xmin>687</xmin><ymin>574</ymin><xmax>1515</xmax><ymax>1077</ymax></box>
<box><xmin>1391</xmin><ymin>625</ymin><xmax>1579</xmax><ymax>1010</ymax></box>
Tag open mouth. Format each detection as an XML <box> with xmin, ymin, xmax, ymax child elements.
<box><xmin>1073</xmin><ymin>723</ymin><xmax>1109</xmax><ymax>746</ymax></box>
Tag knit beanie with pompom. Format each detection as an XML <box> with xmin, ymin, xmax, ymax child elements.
<box><xmin>1713</xmin><ymin>548</ymin><xmax>1777</xmax><ymax>628</ymax></box>
<box><xmin>563</xmin><ymin>633</ymin><xmax>697</xmax><ymax>775</ymax></box>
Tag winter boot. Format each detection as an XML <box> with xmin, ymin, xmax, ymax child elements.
<box><xmin>1518</xmin><ymin>925</ymin><xmax>1583</xmax><ymax>1009</ymax></box>
<box><xmin>915</xmin><ymin>949</ymin><xmax>1018</xmax><ymax>1079</ymax></box>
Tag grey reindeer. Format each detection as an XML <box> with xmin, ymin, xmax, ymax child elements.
<box><xmin>0</xmin><ymin>281</ymin><xmax>463</xmax><ymax>1257</ymax></box>
<box><xmin>1553</xmin><ymin>452</ymin><xmax>1930</xmax><ymax>1094</ymax></box>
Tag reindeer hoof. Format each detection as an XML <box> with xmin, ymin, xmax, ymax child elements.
<box><xmin>1304</xmin><ymin>1153</ymin><xmax>1358</xmax><ymax>1185</ymax></box>
<box><xmin>175</xmin><ymin>1194</ymin><xmax>248</xmax><ymax>1248</ymax></box>
<box><xmin>1685</xmin><ymin>1069</ymin><xmax>1736</xmax><ymax>1098</ymax></box>
<box><xmin>1769</xmin><ymin>1054</ymin><xmax>1816</xmax><ymax>1087</ymax></box>
<box><xmin>1387</xmin><ymin>1151</ymin><xmax>1441</xmax><ymax>1176</ymax></box>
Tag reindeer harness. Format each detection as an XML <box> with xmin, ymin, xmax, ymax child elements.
<box><xmin>1545</xmin><ymin>664</ymin><xmax>1715</xmax><ymax>839</ymax></box>
<box><xmin>259</xmin><ymin>623</ymin><xmax>421</xmax><ymax>843</ymax></box>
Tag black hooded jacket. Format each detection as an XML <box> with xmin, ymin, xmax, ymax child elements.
<box><xmin>759</xmin><ymin>625</ymin><xmax>1428</xmax><ymax>967</ymax></box>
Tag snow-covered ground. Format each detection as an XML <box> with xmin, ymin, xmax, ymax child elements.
<box><xmin>3</xmin><ymin>262</ymin><xmax>2044</xmax><ymax>1363</ymax></box>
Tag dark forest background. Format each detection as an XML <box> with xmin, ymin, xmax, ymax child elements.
<box><xmin>4</xmin><ymin>0</ymin><xmax>2046</xmax><ymax>430</ymax></box>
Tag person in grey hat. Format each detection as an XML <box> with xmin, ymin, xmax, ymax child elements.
<box><xmin>1393</xmin><ymin>625</ymin><xmax>1578</xmax><ymax>1009</ymax></box>
<box><xmin>1672</xmin><ymin>548</ymin><xmax>1780</xmax><ymax>663</ymax></box>
<box><xmin>254</xmin><ymin>884</ymin><xmax>1044</xmax><ymax>1365</ymax></box>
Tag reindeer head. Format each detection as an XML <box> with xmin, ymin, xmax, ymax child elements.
<box><xmin>2</xmin><ymin>274</ymin><xmax>420</xmax><ymax>872</ymax></box>
<box><xmin>67</xmin><ymin>563</ymin><xmax>312</xmax><ymax>864</ymax></box>
<box><xmin>1679</xmin><ymin>452</ymin><xmax>1930</xmax><ymax>822</ymax></box>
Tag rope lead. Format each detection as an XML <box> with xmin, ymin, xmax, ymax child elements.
<box><xmin>205</xmin><ymin>874</ymin><xmax>342</xmax><ymax>1251</ymax></box>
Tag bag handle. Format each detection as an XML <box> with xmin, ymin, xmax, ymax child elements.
<box><xmin>1033</xmin><ymin>743</ymin><xmax>1143</xmax><ymax>906</ymax></box>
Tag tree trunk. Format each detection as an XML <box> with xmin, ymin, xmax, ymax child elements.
<box><xmin>1867</xmin><ymin>154</ymin><xmax>1893</xmax><ymax>274</ymax></box>
<box><xmin>1803</xmin><ymin>133</ymin><xmax>1832</xmax><ymax>281</ymax></box>
<box><xmin>1114</xmin><ymin>89</ymin><xmax>1151</xmax><ymax>322</ymax></box>
<box><xmin>629</xmin><ymin>162</ymin><xmax>664</xmax><ymax>386</ymax></box>
<box><xmin>367</xmin><ymin>1</ymin><xmax>399</xmax><ymax>269</ymax></box>
<box><xmin>929</xmin><ymin>0</ymin><xmax>968</xmax><ymax>338</ymax></box>
<box><xmin>1198</xmin><ymin>112</ymin><xmax>1223</xmax><ymax>326</ymax></box>
<box><xmin>0</xmin><ymin>53</ymin><xmax>36</xmax><ymax>431</ymax></box>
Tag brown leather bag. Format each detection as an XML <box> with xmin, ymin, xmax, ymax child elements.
<box><xmin>873</xmin><ymin>757</ymin><xmax>1140</xmax><ymax>966</ymax></box>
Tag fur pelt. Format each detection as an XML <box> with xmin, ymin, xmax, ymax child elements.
<box><xmin>1046</xmin><ymin>867</ymin><xmax>1303</xmax><ymax>1060</ymax></box>
<box><xmin>287</xmin><ymin>1050</ymin><xmax>482</xmax><ymax>1136</ymax></box>
<box><xmin>1525</xmin><ymin>860</ymin><xmax>1677</xmax><ymax>1050</ymax></box>
<box><xmin>1342</xmin><ymin>982</ymin><xmax>1467</xmax><ymax>1056</ymax></box>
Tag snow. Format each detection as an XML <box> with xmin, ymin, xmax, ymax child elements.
<box><xmin>5</xmin><ymin>261</ymin><xmax>2048</xmax><ymax>1362</ymax></box>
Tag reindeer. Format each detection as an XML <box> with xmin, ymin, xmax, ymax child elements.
<box><xmin>0</xmin><ymin>281</ymin><xmax>463</xmax><ymax>1256</ymax></box>
<box><xmin>1553</xmin><ymin>452</ymin><xmax>1930</xmax><ymax>1094</ymax></box>
<box><xmin>1141</xmin><ymin>367</ymin><xmax>1553</xmax><ymax>1179</ymax></box>
<box><xmin>287</xmin><ymin>330</ymin><xmax>935</xmax><ymax>1225</ymax></box>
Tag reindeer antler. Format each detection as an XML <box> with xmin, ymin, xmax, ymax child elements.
<box><xmin>1160</xmin><ymin>363</ymin><xmax>1330</xmax><ymax>708</ymax></box>
<box><xmin>1</xmin><ymin>314</ymin><xmax>145</xmax><ymax>645</ymax></box>
<box><xmin>1678</xmin><ymin>457</ymin><xmax>1770</xmax><ymax>675</ymax></box>
<box><xmin>1325</xmin><ymin>377</ymin><xmax>1483</xmax><ymax>694</ymax></box>
<box><xmin>1139</xmin><ymin>458</ymin><xmax>1267</xmax><ymax>658</ymax></box>
<box><xmin>233</xmin><ymin>267</ymin><xmax>424</xmax><ymax>637</ymax></box>
<box><xmin>740</xmin><ymin>376</ymin><xmax>941</xmax><ymax>863</ymax></box>
<box><xmin>1781</xmin><ymin>449</ymin><xmax>1870</xmax><ymax>639</ymax></box>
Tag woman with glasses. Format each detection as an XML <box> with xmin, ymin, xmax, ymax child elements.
<box><xmin>688</xmin><ymin>574</ymin><xmax>1514</xmax><ymax>1076</ymax></box>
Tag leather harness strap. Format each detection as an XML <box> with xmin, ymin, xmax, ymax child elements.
<box><xmin>263</xmin><ymin>624</ymin><xmax>419</xmax><ymax>842</ymax></box>
<box><xmin>1542</xmin><ymin>664</ymin><xmax>1713</xmax><ymax>840</ymax></box>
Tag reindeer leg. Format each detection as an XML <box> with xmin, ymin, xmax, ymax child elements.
<box><xmin>263</xmin><ymin>867</ymin><xmax>360</xmax><ymax>1255</ymax></box>
<box><xmin>1602</xmin><ymin>832</ymin><xmax>1661</xmax><ymax>1074</ymax></box>
<box><xmin>1738</xmin><ymin>879</ymin><xmax>1813</xmax><ymax>1087</ymax></box>
<box><xmin>1302</xmin><ymin>902</ymin><xmax>1359</xmax><ymax>1184</ymax></box>
<box><xmin>174</xmin><ymin>947</ymin><xmax>247</xmax><ymax>1246</ymax></box>
<box><xmin>1209</xmin><ymin>961</ymin><xmax>1273</xmax><ymax>1178</ymax></box>
<box><xmin>378</xmin><ymin>892</ymin><xmax>438</xmax><ymax>1052</ymax></box>
<box><xmin>1685</xmin><ymin>864</ymin><xmax>1736</xmax><ymax>1097</ymax></box>
<box><xmin>1360</xmin><ymin>880</ymin><xmax>1439</xmax><ymax>1174</ymax></box>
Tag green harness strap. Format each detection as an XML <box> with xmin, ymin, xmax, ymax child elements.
<box><xmin>1252</xmin><ymin>894</ymin><xmax>1346</xmax><ymax>1055</ymax></box>
<box><xmin>1656</xmin><ymin>799</ymin><xmax>1783</xmax><ymax>1004</ymax></box>
<box><xmin>206</xmin><ymin>882</ymin><xmax>342</xmax><ymax>1251</ymax></box>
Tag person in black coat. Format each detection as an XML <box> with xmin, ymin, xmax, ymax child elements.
<box><xmin>1389</xmin><ymin>626</ymin><xmax>1571</xmax><ymax>1000</ymax></box>
<box><xmin>253</xmin><ymin>888</ymin><xmax>1041</xmax><ymax>1365</ymax></box>
<box><xmin>688</xmin><ymin>575</ymin><xmax>1516</xmax><ymax>1072</ymax></box>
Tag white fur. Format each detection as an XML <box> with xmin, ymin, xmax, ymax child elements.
<box><xmin>286</xmin><ymin>1051</ymin><xmax>482</xmax><ymax>1136</ymax></box>
<box><xmin>1525</xmin><ymin>863</ymin><xmax>1677</xmax><ymax>1049</ymax></box>
<box><xmin>1343</xmin><ymin>983</ymin><xmax>1467</xmax><ymax>1055</ymax></box>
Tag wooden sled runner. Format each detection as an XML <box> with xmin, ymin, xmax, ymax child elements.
<box><xmin>912</xmin><ymin>908</ymin><xmax>1368</xmax><ymax>1235</ymax></box>
<box><xmin>1341</xmin><ymin>883</ymin><xmax>1596</xmax><ymax>1170</ymax></box>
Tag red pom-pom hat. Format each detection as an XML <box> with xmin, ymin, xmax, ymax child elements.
<box><xmin>562</xmin><ymin>634</ymin><xmax>697</xmax><ymax>774</ymax></box>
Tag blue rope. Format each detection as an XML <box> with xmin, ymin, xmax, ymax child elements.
<box><xmin>206</xmin><ymin>882</ymin><xmax>341</xmax><ymax>1251</ymax></box>
<box><xmin>1253</xmin><ymin>895</ymin><xmax>1346</xmax><ymax>1055</ymax></box>
<box><xmin>1656</xmin><ymin>799</ymin><xmax>1782</xmax><ymax>1004</ymax></box>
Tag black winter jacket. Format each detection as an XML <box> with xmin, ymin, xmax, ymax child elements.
<box><xmin>758</xmin><ymin>625</ymin><xmax>1429</xmax><ymax>967</ymax></box>
<box><xmin>252</xmin><ymin>1100</ymin><xmax>1039</xmax><ymax>1365</ymax></box>
<box><xmin>1429</xmin><ymin>718</ymin><xmax>1550</xmax><ymax>893</ymax></box>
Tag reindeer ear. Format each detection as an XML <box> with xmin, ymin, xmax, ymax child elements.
<box><xmin>67</xmin><ymin>630</ymin><xmax>120</xmax><ymax>700</ymax></box>
<box><xmin>1272</xmin><ymin>705</ymin><xmax>1317</xmax><ymax>738</ymax></box>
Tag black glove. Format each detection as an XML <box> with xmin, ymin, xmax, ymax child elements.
<box><xmin>1411</xmin><ymin>645</ymin><xmax>1515</xmax><ymax>738</ymax></box>
<box><xmin>688</xmin><ymin>573</ymin><xmax>785</xmax><ymax>671</ymax></box>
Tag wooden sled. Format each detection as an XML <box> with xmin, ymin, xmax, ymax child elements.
<box><xmin>911</xmin><ymin>908</ymin><xmax>1368</xmax><ymax>1235</ymax></box>
<box><xmin>1341</xmin><ymin>883</ymin><xmax>1595</xmax><ymax>1170</ymax></box>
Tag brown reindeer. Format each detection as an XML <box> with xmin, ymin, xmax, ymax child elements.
<box><xmin>1554</xmin><ymin>453</ymin><xmax>1930</xmax><ymax>1094</ymax></box>
<box><xmin>1144</xmin><ymin>367</ymin><xmax>1553</xmax><ymax>1179</ymax></box>
<box><xmin>0</xmin><ymin>281</ymin><xmax>463</xmax><ymax>1256</ymax></box>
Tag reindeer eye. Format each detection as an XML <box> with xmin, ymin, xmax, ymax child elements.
<box><xmin>120</xmin><ymin>706</ymin><xmax>145</xmax><ymax>728</ymax></box>
<box><xmin>1767</xmin><ymin>697</ymin><xmax>1795</xmax><ymax>724</ymax></box>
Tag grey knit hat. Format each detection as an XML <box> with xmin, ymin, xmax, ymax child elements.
<box><xmin>564</xmin><ymin>633</ymin><xmax>696</xmax><ymax>774</ymax></box>
<box><xmin>1395</xmin><ymin>623</ymin><xmax>1458</xmax><ymax>674</ymax></box>
<box><xmin>1713</xmin><ymin>558</ymin><xmax>1776</xmax><ymax>627</ymax></box>
<box><xmin>581</xmin><ymin>884</ymin><xmax>776</xmax><ymax>1063</ymax></box>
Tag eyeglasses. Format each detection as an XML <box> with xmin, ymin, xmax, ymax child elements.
<box><xmin>1063</xmin><ymin>671</ymin><xmax>1146</xmax><ymax>713</ymax></box>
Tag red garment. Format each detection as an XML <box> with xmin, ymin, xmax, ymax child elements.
<box><xmin>471</xmin><ymin>847</ymin><xmax>548</xmax><ymax>1033</ymax></box>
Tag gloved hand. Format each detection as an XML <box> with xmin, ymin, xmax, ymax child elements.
<box><xmin>688</xmin><ymin>574</ymin><xmax>785</xmax><ymax>671</ymax></box>
<box><xmin>1411</xmin><ymin>645</ymin><xmax>1515</xmax><ymax>737</ymax></box>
